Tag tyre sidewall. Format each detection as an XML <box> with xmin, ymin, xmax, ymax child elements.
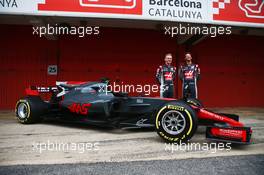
<box><xmin>155</xmin><ymin>102</ymin><xmax>198</xmax><ymax>142</ymax></box>
<box><xmin>15</xmin><ymin>97</ymin><xmax>46</xmax><ymax>124</ymax></box>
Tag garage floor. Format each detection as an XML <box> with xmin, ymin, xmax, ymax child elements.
<box><xmin>0</xmin><ymin>108</ymin><xmax>264</xmax><ymax>166</ymax></box>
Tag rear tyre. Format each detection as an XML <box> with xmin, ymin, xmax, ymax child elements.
<box><xmin>155</xmin><ymin>101</ymin><xmax>198</xmax><ymax>143</ymax></box>
<box><xmin>15</xmin><ymin>96</ymin><xmax>47</xmax><ymax>124</ymax></box>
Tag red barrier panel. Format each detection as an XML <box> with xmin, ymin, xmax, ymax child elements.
<box><xmin>191</xmin><ymin>35</ymin><xmax>264</xmax><ymax>107</ymax></box>
<box><xmin>0</xmin><ymin>25</ymin><xmax>263</xmax><ymax>109</ymax></box>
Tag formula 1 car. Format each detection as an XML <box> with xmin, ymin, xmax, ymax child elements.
<box><xmin>15</xmin><ymin>80</ymin><xmax>252</xmax><ymax>144</ymax></box>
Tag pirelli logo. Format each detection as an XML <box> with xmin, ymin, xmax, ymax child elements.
<box><xmin>167</xmin><ymin>105</ymin><xmax>184</xmax><ymax>111</ymax></box>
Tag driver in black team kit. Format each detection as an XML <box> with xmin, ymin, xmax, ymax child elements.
<box><xmin>179</xmin><ymin>53</ymin><xmax>201</xmax><ymax>99</ymax></box>
<box><xmin>156</xmin><ymin>53</ymin><xmax>177</xmax><ymax>98</ymax></box>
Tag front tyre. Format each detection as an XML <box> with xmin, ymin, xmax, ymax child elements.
<box><xmin>155</xmin><ymin>102</ymin><xmax>198</xmax><ymax>143</ymax></box>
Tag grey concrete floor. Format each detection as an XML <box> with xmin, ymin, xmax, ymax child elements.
<box><xmin>0</xmin><ymin>108</ymin><xmax>263</xmax><ymax>173</ymax></box>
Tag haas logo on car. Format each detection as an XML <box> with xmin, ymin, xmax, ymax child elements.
<box><xmin>213</xmin><ymin>0</ymin><xmax>264</xmax><ymax>24</ymax></box>
<box><xmin>38</xmin><ymin>0</ymin><xmax>142</xmax><ymax>15</ymax></box>
<box><xmin>68</xmin><ymin>103</ymin><xmax>91</xmax><ymax>115</ymax></box>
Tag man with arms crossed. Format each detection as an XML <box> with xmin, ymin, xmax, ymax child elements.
<box><xmin>179</xmin><ymin>53</ymin><xmax>200</xmax><ymax>99</ymax></box>
<box><xmin>156</xmin><ymin>53</ymin><xmax>177</xmax><ymax>98</ymax></box>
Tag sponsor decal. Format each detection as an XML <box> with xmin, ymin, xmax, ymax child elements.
<box><xmin>164</xmin><ymin>72</ymin><xmax>173</xmax><ymax>81</ymax></box>
<box><xmin>136</xmin><ymin>118</ymin><xmax>148</xmax><ymax>126</ymax></box>
<box><xmin>149</xmin><ymin>0</ymin><xmax>202</xmax><ymax>8</ymax></box>
<box><xmin>36</xmin><ymin>87</ymin><xmax>58</xmax><ymax>93</ymax></box>
<box><xmin>213</xmin><ymin>0</ymin><xmax>264</xmax><ymax>24</ymax></box>
<box><xmin>159</xmin><ymin>131</ymin><xmax>179</xmax><ymax>141</ymax></box>
<box><xmin>211</xmin><ymin>128</ymin><xmax>246</xmax><ymax>141</ymax></box>
<box><xmin>200</xmin><ymin>109</ymin><xmax>224</xmax><ymax>120</ymax></box>
<box><xmin>38</xmin><ymin>0</ymin><xmax>142</xmax><ymax>15</ymax></box>
<box><xmin>167</xmin><ymin>105</ymin><xmax>185</xmax><ymax>111</ymax></box>
<box><xmin>68</xmin><ymin>103</ymin><xmax>91</xmax><ymax>115</ymax></box>
<box><xmin>0</xmin><ymin>0</ymin><xmax>263</xmax><ymax>27</ymax></box>
<box><xmin>184</xmin><ymin>70</ymin><xmax>194</xmax><ymax>79</ymax></box>
<box><xmin>0</xmin><ymin>0</ymin><xmax>18</xmax><ymax>8</ymax></box>
<box><xmin>146</xmin><ymin>0</ymin><xmax>205</xmax><ymax>21</ymax></box>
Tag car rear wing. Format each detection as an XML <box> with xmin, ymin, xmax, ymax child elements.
<box><xmin>25</xmin><ymin>81</ymin><xmax>89</xmax><ymax>97</ymax></box>
<box><xmin>25</xmin><ymin>86</ymin><xmax>58</xmax><ymax>96</ymax></box>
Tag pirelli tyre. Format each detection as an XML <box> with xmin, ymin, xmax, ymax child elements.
<box><xmin>155</xmin><ymin>101</ymin><xmax>198</xmax><ymax>143</ymax></box>
<box><xmin>15</xmin><ymin>96</ymin><xmax>47</xmax><ymax>124</ymax></box>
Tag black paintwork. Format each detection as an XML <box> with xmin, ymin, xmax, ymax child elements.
<box><xmin>46</xmin><ymin>82</ymin><xmax>175</xmax><ymax>128</ymax></box>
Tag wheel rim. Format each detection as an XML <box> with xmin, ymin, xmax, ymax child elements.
<box><xmin>17</xmin><ymin>103</ymin><xmax>28</xmax><ymax>119</ymax></box>
<box><xmin>161</xmin><ymin>110</ymin><xmax>186</xmax><ymax>135</ymax></box>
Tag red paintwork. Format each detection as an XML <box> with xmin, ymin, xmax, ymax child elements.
<box><xmin>66</xmin><ymin>81</ymin><xmax>88</xmax><ymax>85</ymax></box>
<box><xmin>193</xmin><ymin>105</ymin><xmax>249</xmax><ymax>142</ymax></box>
<box><xmin>38</xmin><ymin>0</ymin><xmax>142</xmax><ymax>15</ymax></box>
<box><xmin>193</xmin><ymin>106</ymin><xmax>244</xmax><ymax>127</ymax></box>
<box><xmin>25</xmin><ymin>88</ymin><xmax>39</xmax><ymax>96</ymax></box>
<box><xmin>210</xmin><ymin>127</ymin><xmax>247</xmax><ymax>142</ymax></box>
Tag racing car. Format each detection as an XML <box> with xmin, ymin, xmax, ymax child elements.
<box><xmin>15</xmin><ymin>80</ymin><xmax>252</xmax><ymax>144</ymax></box>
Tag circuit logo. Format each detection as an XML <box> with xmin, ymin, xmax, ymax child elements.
<box><xmin>38</xmin><ymin>0</ymin><xmax>142</xmax><ymax>15</ymax></box>
<box><xmin>239</xmin><ymin>0</ymin><xmax>264</xmax><ymax>19</ymax></box>
<box><xmin>212</xmin><ymin>0</ymin><xmax>264</xmax><ymax>24</ymax></box>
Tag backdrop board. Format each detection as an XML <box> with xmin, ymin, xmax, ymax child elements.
<box><xmin>0</xmin><ymin>0</ymin><xmax>263</xmax><ymax>27</ymax></box>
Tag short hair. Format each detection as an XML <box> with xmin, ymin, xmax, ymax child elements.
<box><xmin>165</xmin><ymin>53</ymin><xmax>172</xmax><ymax>58</ymax></box>
<box><xmin>185</xmin><ymin>52</ymin><xmax>191</xmax><ymax>56</ymax></box>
